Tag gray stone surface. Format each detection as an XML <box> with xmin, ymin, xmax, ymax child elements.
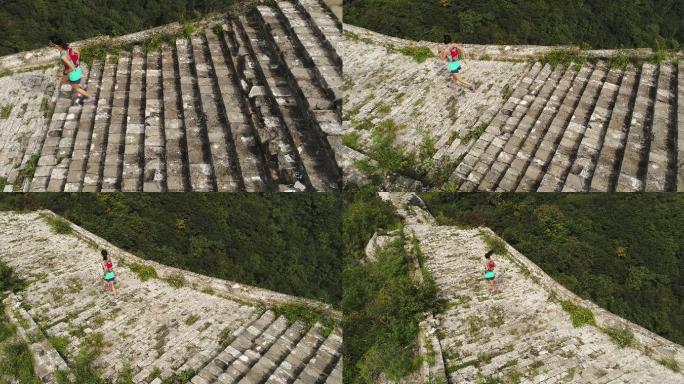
<box><xmin>0</xmin><ymin>211</ymin><xmax>341</xmax><ymax>383</ymax></box>
<box><xmin>343</xmin><ymin>26</ymin><xmax>683</xmax><ymax>192</ymax></box>
<box><xmin>1</xmin><ymin>1</ymin><xmax>341</xmax><ymax>192</ymax></box>
<box><xmin>0</xmin><ymin>68</ymin><xmax>57</xmax><ymax>191</ymax></box>
<box><xmin>382</xmin><ymin>193</ymin><xmax>684</xmax><ymax>384</ymax></box>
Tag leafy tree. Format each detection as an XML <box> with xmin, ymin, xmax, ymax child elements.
<box><xmin>344</xmin><ymin>0</ymin><xmax>684</xmax><ymax>49</ymax></box>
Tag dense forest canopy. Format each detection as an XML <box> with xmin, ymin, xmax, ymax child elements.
<box><xmin>0</xmin><ymin>0</ymin><xmax>248</xmax><ymax>56</ymax></box>
<box><xmin>421</xmin><ymin>193</ymin><xmax>684</xmax><ymax>346</ymax></box>
<box><xmin>0</xmin><ymin>194</ymin><xmax>342</xmax><ymax>305</ymax></box>
<box><xmin>344</xmin><ymin>0</ymin><xmax>684</xmax><ymax>49</ymax></box>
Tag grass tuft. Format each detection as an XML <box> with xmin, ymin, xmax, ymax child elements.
<box><xmin>560</xmin><ymin>300</ymin><xmax>595</xmax><ymax>327</ymax></box>
<box><xmin>43</xmin><ymin>214</ymin><xmax>73</xmax><ymax>235</ymax></box>
<box><xmin>165</xmin><ymin>273</ymin><xmax>186</xmax><ymax>288</ymax></box>
<box><xmin>602</xmin><ymin>326</ymin><xmax>635</xmax><ymax>348</ymax></box>
<box><xmin>400</xmin><ymin>46</ymin><xmax>436</xmax><ymax>63</ymax></box>
<box><xmin>128</xmin><ymin>262</ymin><xmax>158</xmax><ymax>282</ymax></box>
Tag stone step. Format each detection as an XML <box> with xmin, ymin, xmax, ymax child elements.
<box><xmin>161</xmin><ymin>43</ymin><xmax>188</xmax><ymax>192</ymax></box>
<box><xmin>207</xmin><ymin>28</ymin><xmax>269</xmax><ymax>191</ymax></box>
<box><xmin>497</xmin><ymin>65</ymin><xmax>580</xmax><ymax>191</ymax></box>
<box><xmin>176</xmin><ymin>37</ymin><xmax>216</xmax><ymax>192</ymax></box>
<box><xmin>477</xmin><ymin>64</ymin><xmax>566</xmax><ymax>191</ymax></box>
<box><xmin>121</xmin><ymin>46</ymin><xmax>147</xmax><ymax>192</ymax></box>
<box><xmin>324</xmin><ymin>356</ymin><xmax>341</xmax><ymax>384</ymax></box>
<box><xmin>142</xmin><ymin>50</ymin><xmax>165</xmax><ymax>192</ymax></box>
<box><xmin>561</xmin><ymin>66</ymin><xmax>624</xmax><ymax>192</ymax></box>
<box><xmin>515</xmin><ymin>63</ymin><xmax>596</xmax><ymax>191</ymax></box>
<box><xmin>450</xmin><ymin>61</ymin><xmax>544</xmax><ymax>187</ymax></box>
<box><xmin>23</xmin><ymin>7</ymin><xmax>340</xmax><ymax>192</ymax></box>
<box><xmin>63</xmin><ymin>62</ymin><xmax>104</xmax><ymax>192</ymax></box>
<box><xmin>275</xmin><ymin>1</ymin><xmax>342</xmax><ymax>106</ymax></box>
<box><xmin>82</xmin><ymin>55</ymin><xmax>119</xmax><ymax>192</ymax></box>
<box><xmin>248</xmin><ymin>9</ymin><xmax>339</xmax><ymax>191</ymax></box>
<box><xmin>589</xmin><ymin>65</ymin><xmax>639</xmax><ymax>192</ymax></box>
<box><xmin>537</xmin><ymin>62</ymin><xmax>609</xmax><ymax>191</ymax></box>
<box><xmin>47</xmin><ymin>65</ymin><xmax>92</xmax><ymax>192</ymax></box>
<box><xmin>459</xmin><ymin>62</ymin><xmax>554</xmax><ymax>191</ymax></box>
<box><xmin>616</xmin><ymin>63</ymin><xmax>658</xmax><ymax>192</ymax></box>
<box><xmin>644</xmin><ymin>62</ymin><xmax>677</xmax><ymax>191</ymax></box>
<box><xmin>190</xmin><ymin>34</ymin><xmax>242</xmax><ymax>192</ymax></box>
<box><xmin>30</xmin><ymin>68</ymin><xmax>85</xmax><ymax>191</ymax></box>
<box><xmin>101</xmin><ymin>51</ymin><xmax>132</xmax><ymax>191</ymax></box>
<box><xmin>236</xmin><ymin>320</ymin><xmax>309</xmax><ymax>383</ymax></box>
<box><xmin>296</xmin><ymin>0</ymin><xmax>342</xmax><ymax>55</ymax></box>
<box><xmin>264</xmin><ymin>324</ymin><xmax>327</xmax><ymax>384</ymax></box>
<box><xmin>292</xmin><ymin>330</ymin><xmax>342</xmax><ymax>384</ymax></box>
<box><xmin>206</xmin><ymin>314</ymin><xmax>290</xmax><ymax>383</ymax></box>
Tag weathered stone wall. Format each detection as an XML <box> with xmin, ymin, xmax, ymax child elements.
<box><xmin>0</xmin><ymin>211</ymin><xmax>341</xmax><ymax>383</ymax></box>
<box><xmin>382</xmin><ymin>192</ymin><xmax>684</xmax><ymax>383</ymax></box>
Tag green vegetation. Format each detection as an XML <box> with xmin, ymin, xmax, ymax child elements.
<box><xmin>49</xmin><ymin>336</ymin><xmax>70</xmax><ymax>358</ymax></box>
<box><xmin>184</xmin><ymin>314</ymin><xmax>199</xmax><ymax>326</ymax></box>
<box><xmin>0</xmin><ymin>104</ymin><xmax>12</xmax><ymax>119</ymax></box>
<box><xmin>538</xmin><ymin>49</ymin><xmax>587</xmax><ymax>69</ymax></box>
<box><xmin>0</xmin><ymin>194</ymin><xmax>342</xmax><ymax>305</ymax></box>
<box><xmin>342</xmin><ymin>132</ymin><xmax>361</xmax><ymax>150</ymax></box>
<box><xmin>460</xmin><ymin>122</ymin><xmax>488</xmax><ymax>144</ymax></box>
<box><xmin>0</xmin><ymin>0</ymin><xmax>256</xmax><ymax>56</ymax></box>
<box><xmin>350</xmin><ymin>119</ymin><xmax>459</xmax><ymax>189</ymax></box>
<box><xmin>602</xmin><ymin>326</ymin><xmax>635</xmax><ymax>348</ymax></box>
<box><xmin>478</xmin><ymin>231</ymin><xmax>508</xmax><ymax>256</ymax></box>
<box><xmin>165</xmin><ymin>273</ymin><xmax>186</xmax><ymax>288</ymax></box>
<box><xmin>128</xmin><ymin>262</ymin><xmax>158</xmax><ymax>282</ymax></box>
<box><xmin>14</xmin><ymin>154</ymin><xmax>40</xmax><ymax>190</ymax></box>
<box><xmin>659</xmin><ymin>357</ymin><xmax>681</xmax><ymax>372</ymax></box>
<box><xmin>273</xmin><ymin>303</ymin><xmax>336</xmax><ymax>336</ymax></box>
<box><xmin>560</xmin><ymin>300</ymin><xmax>596</xmax><ymax>328</ymax></box>
<box><xmin>0</xmin><ymin>264</ymin><xmax>38</xmax><ymax>384</ymax></box>
<box><xmin>55</xmin><ymin>333</ymin><xmax>106</xmax><ymax>384</ymax></box>
<box><xmin>42</xmin><ymin>214</ymin><xmax>73</xmax><ymax>235</ymax></box>
<box><xmin>345</xmin><ymin>1</ymin><xmax>683</xmax><ymax>50</ymax></box>
<box><xmin>399</xmin><ymin>45</ymin><xmax>436</xmax><ymax>63</ymax></box>
<box><xmin>342</xmin><ymin>190</ymin><xmax>440</xmax><ymax>383</ymax></box>
<box><xmin>421</xmin><ymin>194</ymin><xmax>684</xmax><ymax>345</ymax></box>
<box><xmin>0</xmin><ymin>336</ymin><xmax>40</xmax><ymax>384</ymax></box>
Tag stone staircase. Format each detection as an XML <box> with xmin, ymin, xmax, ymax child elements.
<box><xmin>343</xmin><ymin>25</ymin><xmax>683</xmax><ymax>192</ymax></box>
<box><xmin>452</xmin><ymin>60</ymin><xmax>682</xmax><ymax>192</ymax></box>
<box><xmin>0</xmin><ymin>211</ymin><xmax>341</xmax><ymax>383</ymax></box>
<box><xmin>0</xmin><ymin>68</ymin><xmax>57</xmax><ymax>190</ymax></box>
<box><xmin>1</xmin><ymin>0</ymin><xmax>342</xmax><ymax>192</ymax></box>
<box><xmin>382</xmin><ymin>193</ymin><xmax>684</xmax><ymax>383</ymax></box>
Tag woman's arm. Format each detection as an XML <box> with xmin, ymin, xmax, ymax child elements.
<box><xmin>61</xmin><ymin>56</ymin><xmax>75</xmax><ymax>72</ymax></box>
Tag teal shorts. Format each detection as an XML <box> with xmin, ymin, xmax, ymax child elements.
<box><xmin>484</xmin><ymin>271</ymin><xmax>495</xmax><ymax>280</ymax></box>
<box><xmin>104</xmin><ymin>272</ymin><xmax>115</xmax><ymax>281</ymax></box>
<box><xmin>66</xmin><ymin>66</ymin><xmax>82</xmax><ymax>84</ymax></box>
<box><xmin>449</xmin><ymin>61</ymin><xmax>461</xmax><ymax>73</ymax></box>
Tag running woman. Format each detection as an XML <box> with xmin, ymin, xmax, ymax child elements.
<box><xmin>49</xmin><ymin>35</ymin><xmax>95</xmax><ymax>105</ymax></box>
<box><xmin>439</xmin><ymin>35</ymin><xmax>477</xmax><ymax>92</ymax></box>
<box><xmin>101</xmin><ymin>249</ymin><xmax>117</xmax><ymax>297</ymax></box>
<box><xmin>484</xmin><ymin>250</ymin><xmax>499</xmax><ymax>293</ymax></box>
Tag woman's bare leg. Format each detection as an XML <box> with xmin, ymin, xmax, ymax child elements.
<box><xmin>110</xmin><ymin>282</ymin><xmax>117</xmax><ymax>297</ymax></box>
<box><xmin>451</xmin><ymin>73</ymin><xmax>472</xmax><ymax>88</ymax></box>
<box><xmin>71</xmin><ymin>84</ymin><xmax>91</xmax><ymax>98</ymax></box>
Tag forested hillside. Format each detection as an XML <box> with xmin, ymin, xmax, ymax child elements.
<box><xmin>0</xmin><ymin>0</ymin><xmax>249</xmax><ymax>56</ymax></box>
<box><xmin>0</xmin><ymin>194</ymin><xmax>342</xmax><ymax>305</ymax></box>
<box><xmin>421</xmin><ymin>193</ymin><xmax>684</xmax><ymax>346</ymax></box>
<box><xmin>344</xmin><ymin>0</ymin><xmax>683</xmax><ymax>49</ymax></box>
